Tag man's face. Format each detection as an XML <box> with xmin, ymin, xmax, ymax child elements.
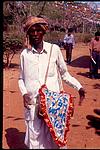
<box><xmin>68</xmin><ymin>32</ymin><xmax>71</xmax><ymax>36</ymax></box>
<box><xmin>27</xmin><ymin>24</ymin><xmax>45</xmax><ymax>45</ymax></box>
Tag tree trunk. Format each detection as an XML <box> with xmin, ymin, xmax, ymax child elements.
<box><xmin>38</xmin><ymin>1</ymin><xmax>46</xmax><ymax>16</ymax></box>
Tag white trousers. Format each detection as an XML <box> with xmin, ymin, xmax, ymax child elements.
<box><xmin>24</xmin><ymin>116</ymin><xmax>60</xmax><ymax>149</ymax></box>
<box><xmin>24</xmin><ymin>103</ymin><xmax>67</xmax><ymax>149</ymax></box>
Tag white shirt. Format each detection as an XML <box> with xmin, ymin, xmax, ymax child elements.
<box><xmin>18</xmin><ymin>41</ymin><xmax>82</xmax><ymax>98</ymax></box>
<box><xmin>18</xmin><ymin>41</ymin><xmax>83</xmax><ymax>148</ymax></box>
<box><xmin>64</xmin><ymin>34</ymin><xmax>75</xmax><ymax>47</ymax></box>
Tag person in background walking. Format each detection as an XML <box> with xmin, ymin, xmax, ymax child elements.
<box><xmin>89</xmin><ymin>31</ymin><xmax>100</xmax><ymax>79</ymax></box>
<box><xmin>63</xmin><ymin>28</ymin><xmax>75</xmax><ymax>64</ymax></box>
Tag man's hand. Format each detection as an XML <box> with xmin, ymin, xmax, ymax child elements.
<box><xmin>23</xmin><ymin>94</ymin><xmax>32</xmax><ymax>109</ymax></box>
<box><xmin>78</xmin><ymin>88</ymin><xmax>85</xmax><ymax>106</ymax></box>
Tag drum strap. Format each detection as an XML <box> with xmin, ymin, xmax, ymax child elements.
<box><xmin>44</xmin><ymin>44</ymin><xmax>63</xmax><ymax>91</ymax></box>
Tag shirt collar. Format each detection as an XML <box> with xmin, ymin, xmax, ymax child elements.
<box><xmin>31</xmin><ymin>41</ymin><xmax>47</xmax><ymax>54</ymax></box>
<box><xmin>32</xmin><ymin>47</ymin><xmax>47</xmax><ymax>54</ymax></box>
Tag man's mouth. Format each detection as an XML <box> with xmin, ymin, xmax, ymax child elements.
<box><xmin>33</xmin><ymin>38</ymin><xmax>39</xmax><ymax>40</ymax></box>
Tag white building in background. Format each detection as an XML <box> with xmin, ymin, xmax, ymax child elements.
<box><xmin>97</xmin><ymin>7</ymin><xmax>100</xmax><ymax>12</ymax></box>
<box><xmin>87</xmin><ymin>1</ymin><xmax>100</xmax><ymax>12</ymax></box>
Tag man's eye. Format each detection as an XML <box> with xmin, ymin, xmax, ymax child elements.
<box><xmin>30</xmin><ymin>30</ymin><xmax>41</xmax><ymax>32</ymax></box>
<box><xmin>37</xmin><ymin>30</ymin><xmax>41</xmax><ymax>32</ymax></box>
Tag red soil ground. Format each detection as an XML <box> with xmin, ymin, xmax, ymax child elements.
<box><xmin>3</xmin><ymin>42</ymin><xmax>100</xmax><ymax>149</ymax></box>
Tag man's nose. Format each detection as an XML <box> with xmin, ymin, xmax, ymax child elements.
<box><xmin>34</xmin><ymin>31</ymin><xmax>38</xmax><ymax>35</ymax></box>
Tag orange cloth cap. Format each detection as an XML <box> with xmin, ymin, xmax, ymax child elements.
<box><xmin>23</xmin><ymin>16</ymin><xmax>48</xmax><ymax>33</ymax></box>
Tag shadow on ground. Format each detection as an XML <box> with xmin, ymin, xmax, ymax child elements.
<box><xmin>70</xmin><ymin>55</ymin><xmax>100</xmax><ymax>69</ymax></box>
<box><xmin>5</xmin><ymin>116</ymin><xmax>24</xmax><ymax>121</ymax></box>
<box><xmin>3</xmin><ymin>63</ymin><xmax>19</xmax><ymax>69</ymax></box>
<box><xmin>5</xmin><ymin>128</ymin><xmax>28</xmax><ymax>149</ymax></box>
<box><xmin>93</xmin><ymin>83</ymin><xmax>100</xmax><ymax>89</ymax></box>
<box><xmin>10</xmin><ymin>63</ymin><xmax>19</xmax><ymax>69</ymax></box>
<box><xmin>77</xmin><ymin>72</ymin><xmax>100</xmax><ymax>79</ymax></box>
<box><xmin>86</xmin><ymin>113</ymin><xmax>100</xmax><ymax>136</ymax></box>
<box><xmin>72</xmin><ymin>124</ymin><xmax>80</xmax><ymax>127</ymax></box>
<box><xmin>77</xmin><ymin>72</ymin><xmax>90</xmax><ymax>79</ymax></box>
<box><xmin>70</xmin><ymin>56</ymin><xmax>90</xmax><ymax>68</ymax></box>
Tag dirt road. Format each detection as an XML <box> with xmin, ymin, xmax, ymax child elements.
<box><xmin>3</xmin><ymin>42</ymin><xmax>100</xmax><ymax>149</ymax></box>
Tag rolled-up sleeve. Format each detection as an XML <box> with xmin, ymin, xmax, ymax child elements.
<box><xmin>18</xmin><ymin>53</ymin><xmax>28</xmax><ymax>96</ymax></box>
<box><xmin>57</xmin><ymin>46</ymin><xmax>82</xmax><ymax>91</ymax></box>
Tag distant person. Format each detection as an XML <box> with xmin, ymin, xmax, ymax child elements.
<box><xmin>89</xmin><ymin>31</ymin><xmax>100</xmax><ymax>79</ymax></box>
<box><xmin>63</xmin><ymin>28</ymin><xmax>75</xmax><ymax>64</ymax></box>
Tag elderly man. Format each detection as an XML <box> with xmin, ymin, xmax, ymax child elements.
<box><xmin>18</xmin><ymin>16</ymin><xmax>85</xmax><ymax>149</ymax></box>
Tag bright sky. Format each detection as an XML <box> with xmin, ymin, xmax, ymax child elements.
<box><xmin>82</xmin><ymin>1</ymin><xmax>100</xmax><ymax>4</ymax></box>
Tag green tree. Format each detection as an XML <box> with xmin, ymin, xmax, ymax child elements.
<box><xmin>3</xmin><ymin>32</ymin><xmax>23</xmax><ymax>68</ymax></box>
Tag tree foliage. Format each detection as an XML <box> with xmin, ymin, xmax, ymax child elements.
<box><xmin>3</xmin><ymin>1</ymin><xmax>65</xmax><ymax>68</ymax></box>
<box><xmin>3</xmin><ymin>32</ymin><xmax>23</xmax><ymax>68</ymax></box>
<box><xmin>3</xmin><ymin>1</ymin><xmax>99</xmax><ymax>68</ymax></box>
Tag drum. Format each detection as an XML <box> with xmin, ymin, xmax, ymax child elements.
<box><xmin>38</xmin><ymin>84</ymin><xmax>74</xmax><ymax>147</ymax></box>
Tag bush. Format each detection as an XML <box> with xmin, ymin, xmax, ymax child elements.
<box><xmin>3</xmin><ymin>32</ymin><xmax>23</xmax><ymax>68</ymax></box>
<box><xmin>44</xmin><ymin>32</ymin><xmax>93</xmax><ymax>45</ymax></box>
<box><xmin>74</xmin><ymin>33</ymin><xmax>93</xmax><ymax>43</ymax></box>
<box><xmin>83</xmin><ymin>33</ymin><xmax>93</xmax><ymax>43</ymax></box>
<box><xmin>44</xmin><ymin>31</ymin><xmax>65</xmax><ymax>44</ymax></box>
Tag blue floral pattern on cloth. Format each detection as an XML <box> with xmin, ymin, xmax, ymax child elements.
<box><xmin>44</xmin><ymin>88</ymin><xmax>70</xmax><ymax>140</ymax></box>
